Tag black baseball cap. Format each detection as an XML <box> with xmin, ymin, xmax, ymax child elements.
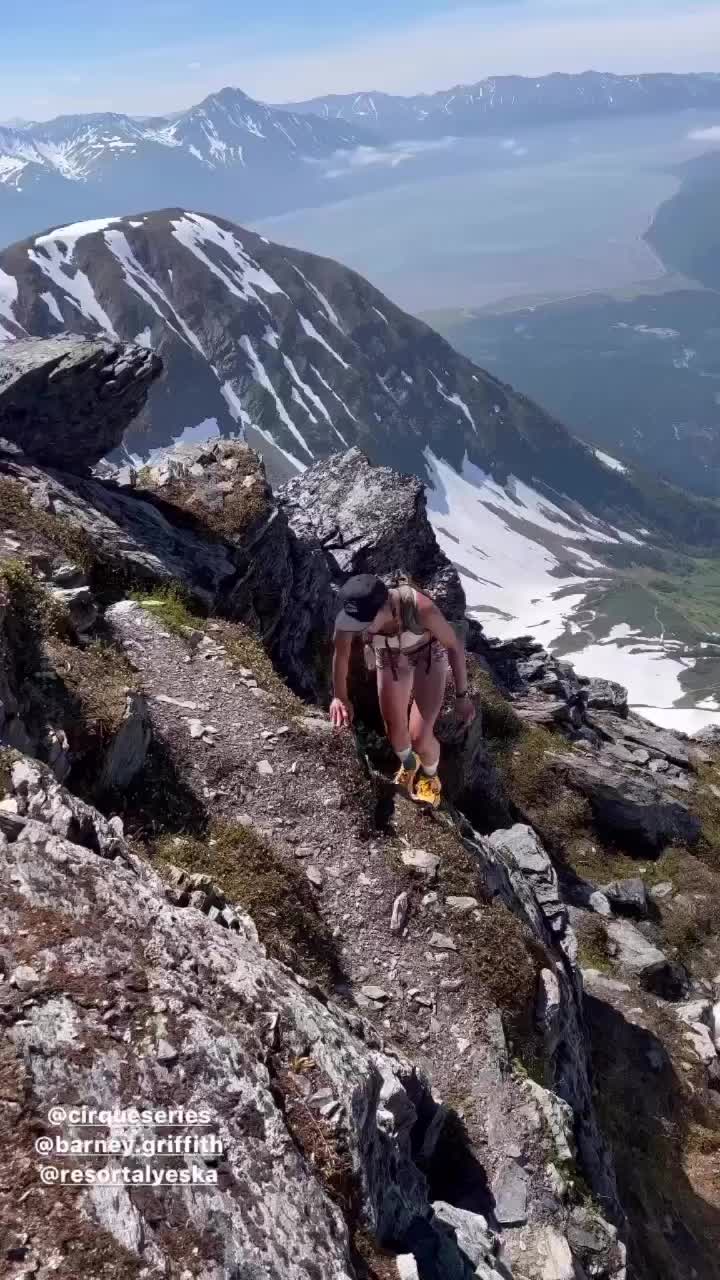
<box><xmin>335</xmin><ymin>575</ymin><xmax>389</xmax><ymax>633</ymax></box>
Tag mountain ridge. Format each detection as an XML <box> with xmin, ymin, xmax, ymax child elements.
<box><xmin>3</xmin><ymin>71</ymin><xmax>720</xmax><ymax>249</ymax></box>
<box><xmin>282</xmin><ymin>70</ymin><xmax>720</xmax><ymax>138</ymax></box>
<box><xmin>0</xmin><ymin>88</ymin><xmax>377</xmax><ymax>248</ymax></box>
<box><xmin>2</xmin><ymin>207</ymin><xmax>720</xmax><ymax>732</ymax></box>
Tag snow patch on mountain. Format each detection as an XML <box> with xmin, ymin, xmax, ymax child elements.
<box><xmin>425</xmin><ymin>451</ymin><xmax>607</xmax><ymax>631</ymax></box>
<box><xmin>291</xmin><ymin>265</ymin><xmax>343</xmax><ymax>331</ymax></box>
<box><xmin>298</xmin><ymin>313</ymin><xmax>349</xmax><ymax>369</ymax></box>
<box><xmin>171</xmin><ymin>213</ymin><xmax>285</xmax><ymax>307</ymax></box>
<box><xmin>41</xmin><ymin>292</ymin><xmax>64</xmax><ymax>324</ymax></box>
<box><xmin>561</xmin><ymin>632</ymin><xmax>720</xmax><ymax>734</ymax></box>
<box><xmin>0</xmin><ymin>268</ymin><xmax>20</xmax><ymax>337</ymax></box>
<box><xmin>425</xmin><ymin>450</ymin><xmax>720</xmax><ymax>732</ymax></box>
<box><xmin>429</xmin><ymin>371</ymin><xmax>477</xmax><ymax>433</ymax></box>
<box><xmin>46</xmin><ymin>217</ymin><xmax>125</xmax><ymax>242</ymax></box>
<box><xmin>29</xmin><ymin>237</ymin><xmax>117</xmax><ymax>336</ymax></box>
<box><xmin>240</xmin><ymin>335</ymin><xmax>312</xmax><ymax>465</ymax></box>
<box><xmin>594</xmin><ymin>448</ymin><xmax>627</xmax><ymax>474</ymax></box>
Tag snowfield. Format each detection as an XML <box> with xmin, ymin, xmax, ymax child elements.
<box><xmin>426</xmin><ymin>451</ymin><xmax>720</xmax><ymax>734</ymax></box>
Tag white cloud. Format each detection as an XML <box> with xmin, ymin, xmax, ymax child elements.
<box><xmin>688</xmin><ymin>124</ymin><xmax>720</xmax><ymax>141</ymax></box>
<box><xmin>500</xmin><ymin>137</ymin><xmax>529</xmax><ymax>157</ymax></box>
<box><xmin>313</xmin><ymin>136</ymin><xmax>458</xmax><ymax>179</ymax></box>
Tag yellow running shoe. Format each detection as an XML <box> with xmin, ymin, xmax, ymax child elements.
<box><xmin>393</xmin><ymin>754</ymin><xmax>420</xmax><ymax>794</ymax></box>
<box><xmin>414</xmin><ymin>773</ymin><xmax>442</xmax><ymax>809</ymax></box>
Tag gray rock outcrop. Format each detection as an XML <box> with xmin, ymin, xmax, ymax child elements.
<box><xmin>1</xmin><ymin>441</ymin><xmax>335</xmax><ymax>699</ymax></box>
<box><xmin>134</xmin><ymin>440</ymin><xmax>337</xmax><ymax>697</ymax></box>
<box><xmin>97</xmin><ymin>690</ymin><xmax>152</xmax><ymax>791</ymax></box>
<box><xmin>549</xmin><ymin>751</ymin><xmax>701</xmax><ymax>850</ymax></box>
<box><xmin>461</xmin><ymin>822</ymin><xmax>622</xmax><ymax>1223</ymax></box>
<box><xmin>0</xmin><ymin>752</ymin><xmax>487</xmax><ymax>1279</ymax></box>
<box><xmin>601</xmin><ymin>878</ymin><xmax>650</xmax><ymax>919</ymax></box>
<box><xmin>0</xmin><ymin>336</ymin><xmax>161</xmax><ymax>471</ymax></box>
<box><xmin>580</xmin><ymin>677</ymin><xmax>628</xmax><ymax>714</ymax></box>
<box><xmin>281</xmin><ymin>447</ymin><xmax>466</xmax><ymax>624</ymax></box>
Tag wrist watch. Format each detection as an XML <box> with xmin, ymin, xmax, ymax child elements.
<box><xmin>456</xmin><ymin>690</ymin><xmax>469</xmax><ymax>700</ymax></box>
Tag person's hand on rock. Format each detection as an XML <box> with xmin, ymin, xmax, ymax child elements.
<box><xmin>330</xmin><ymin>697</ymin><xmax>353</xmax><ymax>729</ymax></box>
<box><xmin>456</xmin><ymin>695</ymin><xmax>476</xmax><ymax>727</ymax></box>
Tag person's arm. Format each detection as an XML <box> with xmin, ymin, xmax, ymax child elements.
<box><xmin>417</xmin><ymin>594</ymin><xmax>476</xmax><ymax>724</ymax></box>
<box><xmin>330</xmin><ymin>631</ymin><xmax>354</xmax><ymax>728</ymax></box>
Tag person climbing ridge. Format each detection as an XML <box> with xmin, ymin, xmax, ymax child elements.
<box><xmin>329</xmin><ymin>574</ymin><xmax>476</xmax><ymax>808</ymax></box>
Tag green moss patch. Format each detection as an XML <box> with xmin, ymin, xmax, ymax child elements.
<box><xmin>467</xmin><ymin>661</ymin><xmax>522</xmax><ymax>745</ymax></box>
<box><xmin>576</xmin><ymin>916</ymin><xmax>612</xmax><ymax>973</ymax></box>
<box><xmin>216</xmin><ymin>620</ymin><xmax>306</xmax><ymax>719</ymax></box>
<box><xmin>457</xmin><ymin>900</ymin><xmax>546</xmax><ymax>1052</ymax></box>
<box><xmin>42</xmin><ymin>636</ymin><xmax>138</xmax><ymax>754</ymax></box>
<box><xmin>153</xmin><ymin>822</ymin><xmax>340</xmax><ymax>985</ymax></box>
<box><xmin>494</xmin><ymin>725</ymin><xmax>593</xmax><ymax>852</ymax></box>
<box><xmin>131</xmin><ymin>584</ymin><xmax>203</xmax><ymax>637</ymax></box>
<box><xmin>0</xmin><ymin>559</ymin><xmax>72</xmax><ymax>684</ymax></box>
<box><xmin>0</xmin><ymin>476</ymin><xmax>97</xmax><ymax>570</ymax></box>
<box><xmin>689</xmin><ymin>761</ymin><xmax>720</xmax><ymax>870</ymax></box>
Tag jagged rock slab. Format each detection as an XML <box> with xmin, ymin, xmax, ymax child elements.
<box><xmin>3</xmin><ymin>456</ymin><xmax>237</xmax><ymax>601</ymax></box>
<box><xmin>601</xmin><ymin>878</ymin><xmax>650</xmax><ymax>919</ymax></box>
<box><xmin>604</xmin><ymin>919</ymin><xmax>688</xmax><ymax>1000</ymax></box>
<box><xmin>133</xmin><ymin>441</ymin><xmax>336</xmax><ymax>697</ymax></box>
<box><xmin>588</xmin><ymin>710</ymin><xmax>706</xmax><ymax>770</ymax></box>
<box><xmin>549</xmin><ymin>751</ymin><xmax>701</xmax><ymax>850</ymax></box>
<box><xmin>97</xmin><ymin>690</ymin><xmax>152</xmax><ymax>791</ymax></box>
<box><xmin>606</xmin><ymin>919</ymin><xmax>666</xmax><ymax>974</ymax></box>
<box><xmin>0</xmin><ymin>753</ymin><xmax>478</xmax><ymax>1278</ymax></box>
<box><xmin>487</xmin><ymin>824</ymin><xmax>570</xmax><ymax>944</ymax></box>
<box><xmin>3</xmin><ymin>445</ymin><xmax>334</xmax><ymax>698</ymax></box>
<box><xmin>0</xmin><ymin>336</ymin><xmax>160</xmax><ymax>471</ymax></box>
<box><xmin>459</xmin><ymin>819</ymin><xmax>621</xmax><ymax>1220</ymax></box>
<box><xmin>431</xmin><ymin>1201</ymin><xmax>495</xmax><ymax>1266</ymax></box>
<box><xmin>492</xmin><ymin>1159</ymin><xmax>529</xmax><ymax>1226</ymax></box>
<box><xmin>579</xmin><ymin>677</ymin><xmax>628</xmax><ymax>713</ymax></box>
<box><xmin>281</xmin><ymin>447</ymin><xmax>466</xmax><ymax>623</ymax></box>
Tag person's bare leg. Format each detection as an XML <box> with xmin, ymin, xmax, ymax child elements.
<box><xmin>408</xmin><ymin>656</ymin><xmax>448</xmax><ymax>806</ymax></box>
<box><xmin>377</xmin><ymin>662</ymin><xmax>416</xmax><ymax>775</ymax></box>
<box><xmin>409</xmin><ymin>655</ymin><xmax>448</xmax><ymax>770</ymax></box>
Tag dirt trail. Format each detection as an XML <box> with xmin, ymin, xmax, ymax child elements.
<box><xmin>108</xmin><ymin>601</ymin><xmax>550</xmax><ymax>1220</ymax></box>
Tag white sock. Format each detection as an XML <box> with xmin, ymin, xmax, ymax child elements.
<box><xmin>397</xmin><ymin>746</ymin><xmax>417</xmax><ymax>769</ymax></box>
<box><xmin>421</xmin><ymin>759</ymin><xmax>439</xmax><ymax>778</ymax></box>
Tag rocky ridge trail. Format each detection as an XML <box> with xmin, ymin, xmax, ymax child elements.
<box><xmin>1</xmin><ymin>337</ymin><xmax>720</xmax><ymax>1278</ymax></box>
<box><xmin>104</xmin><ymin>595</ymin><xmax>625</xmax><ymax>1270</ymax></box>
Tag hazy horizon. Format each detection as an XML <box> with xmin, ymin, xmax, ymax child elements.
<box><xmin>2</xmin><ymin>65</ymin><xmax>720</xmax><ymax>129</ymax></box>
<box><xmin>4</xmin><ymin>0</ymin><xmax>720</xmax><ymax>119</ymax></box>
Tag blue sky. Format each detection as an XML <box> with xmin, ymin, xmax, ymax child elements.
<box><xmin>3</xmin><ymin>0</ymin><xmax>719</xmax><ymax>119</ymax></box>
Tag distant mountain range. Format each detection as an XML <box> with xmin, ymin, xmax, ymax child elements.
<box><xmin>2</xmin><ymin>208</ymin><xmax>720</xmax><ymax>730</ymax></box>
<box><xmin>0</xmin><ymin>88</ymin><xmax>376</xmax><ymax>247</ymax></box>
<box><xmin>2</xmin><ymin>72</ymin><xmax>720</xmax><ymax>250</ymax></box>
<box><xmin>284</xmin><ymin>70</ymin><xmax>720</xmax><ymax>138</ymax></box>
